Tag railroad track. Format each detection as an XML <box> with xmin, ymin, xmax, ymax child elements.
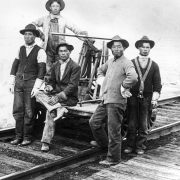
<box><xmin>0</xmin><ymin>95</ymin><xmax>180</xmax><ymax>180</ymax></box>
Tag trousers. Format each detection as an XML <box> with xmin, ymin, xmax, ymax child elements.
<box><xmin>35</xmin><ymin>91</ymin><xmax>66</xmax><ymax>144</ymax></box>
<box><xmin>13</xmin><ymin>78</ymin><xmax>36</xmax><ymax>140</ymax></box>
<box><xmin>89</xmin><ymin>102</ymin><xmax>126</xmax><ymax>162</ymax></box>
<box><xmin>127</xmin><ymin>96</ymin><xmax>152</xmax><ymax>150</ymax></box>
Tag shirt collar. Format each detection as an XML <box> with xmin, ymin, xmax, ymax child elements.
<box><xmin>59</xmin><ymin>58</ymin><xmax>70</xmax><ymax>64</ymax></box>
<box><xmin>139</xmin><ymin>55</ymin><xmax>149</xmax><ymax>60</ymax></box>
<box><xmin>24</xmin><ymin>43</ymin><xmax>36</xmax><ymax>49</ymax></box>
<box><xmin>50</xmin><ymin>13</ymin><xmax>61</xmax><ymax>19</ymax></box>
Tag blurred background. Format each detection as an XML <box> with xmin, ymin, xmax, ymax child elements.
<box><xmin>0</xmin><ymin>0</ymin><xmax>180</xmax><ymax>128</ymax></box>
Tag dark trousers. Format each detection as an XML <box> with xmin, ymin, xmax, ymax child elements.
<box><xmin>127</xmin><ymin>96</ymin><xmax>152</xmax><ymax>150</ymax></box>
<box><xmin>13</xmin><ymin>78</ymin><xmax>36</xmax><ymax>140</ymax></box>
<box><xmin>89</xmin><ymin>102</ymin><xmax>126</xmax><ymax>162</ymax></box>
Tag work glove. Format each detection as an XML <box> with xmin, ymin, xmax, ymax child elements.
<box><xmin>54</xmin><ymin>107</ymin><xmax>68</xmax><ymax>121</ymax></box>
<box><xmin>9</xmin><ymin>75</ymin><xmax>15</xmax><ymax>94</ymax></box>
<box><xmin>151</xmin><ymin>92</ymin><xmax>160</xmax><ymax>108</ymax></box>
<box><xmin>121</xmin><ymin>85</ymin><xmax>132</xmax><ymax>98</ymax></box>
<box><xmin>96</xmin><ymin>77</ymin><xmax>105</xmax><ymax>86</ymax></box>
<box><xmin>31</xmin><ymin>87</ymin><xmax>39</xmax><ymax>98</ymax></box>
<box><xmin>44</xmin><ymin>85</ymin><xmax>53</xmax><ymax>94</ymax></box>
<box><xmin>31</xmin><ymin>78</ymin><xmax>44</xmax><ymax>98</ymax></box>
<box><xmin>151</xmin><ymin>100</ymin><xmax>158</xmax><ymax>108</ymax></box>
<box><xmin>48</xmin><ymin>95</ymin><xmax>59</xmax><ymax>106</ymax></box>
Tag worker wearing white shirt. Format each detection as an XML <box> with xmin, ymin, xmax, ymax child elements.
<box><xmin>9</xmin><ymin>24</ymin><xmax>46</xmax><ymax>146</ymax></box>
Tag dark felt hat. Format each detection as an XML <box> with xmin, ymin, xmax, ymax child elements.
<box><xmin>56</xmin><ymin>42</ymin><xmax>74</xmax><ymax>54</ymax></box>
<box><xmin>135</xmin><ymin>36</ymin><xmax>155</xmax><ymax>49</ymax></box>
<box><xmin>107</xmin><ymin>35</ymin><xmax>129</xmax><ymax>49</ymax></box>
<box><xmin>46</xmin><ymin>0</ymin><xmax>65</xmax><ymax>11</ymax></box>
<box><xmin>20</xmin><ymin>24</ymin><xmax>40</xmax><ymax>37</ymax></box>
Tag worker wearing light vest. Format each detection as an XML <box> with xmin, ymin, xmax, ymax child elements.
<box><xmin>124</xmin><ymin>36</ymin><xmax>162</xmax><ymax>155</ymax></box>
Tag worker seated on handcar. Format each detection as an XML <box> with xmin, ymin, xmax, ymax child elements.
<box><xmin>35</xmin><ymin>42</ymin><xmax>81</xmax><ymax>152</ymax></box>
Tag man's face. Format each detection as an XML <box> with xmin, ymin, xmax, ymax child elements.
<box><xmin>111</xmin><ymin>41</ymin><xmax>124</xmax><ymax>58</ymax></box>
<box><xmin>50</xmin><ymin>2</ymin><xmax>61</xmax><ymax>15</ymax></box>
<box><xmin>58</xmin><ymin>46</ymin><xmax>71</xmax><ymax>61</ymax></box>
<box><xmin>139</xmin><ymin>43</ymin><xmax>151</xmax><ymax>56</ymax></box>
<box><xmin>24</xmin><ymin>31</ymin><xmax>35</xmax><ymax>45</ymax></box>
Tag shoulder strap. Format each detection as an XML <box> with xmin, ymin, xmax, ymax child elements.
<box><xmin>134</xmin><ymin>57</ymin><xmax>152</xmax><ymax>98</ymax></box>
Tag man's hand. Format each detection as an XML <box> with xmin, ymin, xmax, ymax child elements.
<box><xmin>48</xmin><ymin>95</ymin><xmax>59</xmax><ymax>106</ymax></box>
<box><xmin>96</xmin><ymin>77</ymin><xmax>105</xmax><ymax>86</ymax></box>
<box><xmin>78</xmin><ymin>31</ymin><xmax>88</xmax><ymax>41</ymax></box>
<box><xmin>44</xmin><ymin>85</ymin><xmax>53</xmax><ymax>94</ymax></box>
<box><xmin>121</xmin><ymin>85</ymin><xmax>132</xmax><ymax>98</ymax></box>
<box><xmin>57</xmin><ymin>91</ymin><xmax>67</xmax><ymax>102</ymax></box>
<box><xmin>151</xmin><ymin>100</ymin><xmax>158</xmax><ymax>108</ymax></box>
<box><xmin>31</xmin><ymin>87</ymin><xmax>39</xmax><ymax>98</ymax></box>
<box><xmin>9</xmin><ymin>84</ymin><xmax>14</xmax><ymax>94</ymax></box>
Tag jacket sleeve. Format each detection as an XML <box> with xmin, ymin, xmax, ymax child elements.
<box><xmin>63</xmin><ymin>65</ymin><xmax>81</xmax><ymax>96</ymax></box>
<box><xmin>152</xmin><ymin>63</ymin><xmax>162</xmax><ymax>93</ymax></box>
<box><xmin>10</xmin><ymin>59</ymin><xmax>19</xmax><ymax>76</ymax></box>
<box><xmin>122</xmin><ymin>60</ymin><xmax>138</xmax><ymax>88</ymax></box>
<box><xmin>97</xmin><ymin>61</ymin><xmax>108</xmax><ymax>78</ymax></box>
<box><xmin>65</xmin><ymin>17</ymin><xmax>83</xmax><ymax>35</ymax></box>
<box><xmin>37</xmin><ymin>49</ymin><xmax>46</xmax><ymax>80</ymax></box>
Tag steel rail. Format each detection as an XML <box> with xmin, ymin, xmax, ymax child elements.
<box><xmin>0</xmin><ymin>147</ymin><xmax>107</xmax><ymax>180</ymax></box>
<box><xmin>0</xmin><ymin>95</ymin><xmax>180</xmax><ymax>180</ymax></box>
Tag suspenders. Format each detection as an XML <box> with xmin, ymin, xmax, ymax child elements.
<box><xmin>134</xmin><ymin>57</ymin><xmax>152</xmax><ymax>98</ymax></box>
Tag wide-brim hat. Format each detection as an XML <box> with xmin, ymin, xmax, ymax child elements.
<box><xmin>56</xmin><ymin>42</ymin><xmax>74</xmax><ymax>54</ymax></box>
<box><xmin>135</xmin><ymin>36</ymin><xmax>155</xmax><ymax>49</ymax></box>
<box><xmin>46</xmin><ymin>0</ymin><xmax>65</xmax><ymax>11</ymax></box>
<box><xmin>107</xmin><ymin>35</ymin><xmax>129</xmax><ymax>49</ymax></box>
<box><xmin>20</xmin><ymin>24</ymin><xmax>40</xmax><ymax>37</ymax></box>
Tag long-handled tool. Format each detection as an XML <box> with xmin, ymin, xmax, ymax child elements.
<box><xmin>51</xmin><ymin>32</ymin><xmax>112</xmax><ymax>41</ymax></box>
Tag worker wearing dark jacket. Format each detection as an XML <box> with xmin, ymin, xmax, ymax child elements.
<box><xmin>35</xmin><ymin>42</ymin><xmax>81</xmax><ymax>152</ymax></box>
<box><xmin>124</xmin><ymin>36</ymin><xmax>162</xmax><ymax>155</ymax></box>
<box><xmin>9</xmin><ymin>24</ymin><xmax>46</xmax><ymax>146</ymax></box>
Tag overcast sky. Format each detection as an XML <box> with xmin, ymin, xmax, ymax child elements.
<box><xmin>0</xmin><ymin>0</ymin><xmax>180</xmax><ymax>83</ymax></box>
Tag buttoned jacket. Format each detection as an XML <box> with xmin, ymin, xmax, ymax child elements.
<box><xmin>48</xmin><ymin>59</ymin><xmax>81</xmax><ymax>106</ymax></box>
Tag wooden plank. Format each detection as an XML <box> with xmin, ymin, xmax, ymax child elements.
<box><xmin>130</xmin><ymin>156</ymin><xmax>180</xmax><ymax>170</ymax></box>
<box><xmin>0</xmin><ymin>154</ymin><xmax>35</xmax><ymax>169</ymax></box>
<box><xmin>0</xmin><ymin>162</ymin><xmax>16</xmax><ymax>175</ymax></box>
<box><xmin>148</xmin><ymin>121</ymin><xmax>180</xmax><ymax>140</ymax></box>
<box><xmin>123</xmin><ymin>159</ymin><xmax>180</xmax><ymax>176</ymax></box>
<box><xmin>110</xmin><ymin>164</ymin><xmax>179</xmax><ymax>180</ymax></box>
<box><xmin>0</xmin><ymin>173</ymin><xmax>6</xmax><ymax>177</ymax></box>
<box><xmin>88</xmin><ymin>168</ymin><xmax>150</xmax><ymax>180</ymax></box>
<box><xmin>67</xmin><ymin>104</ymin><xmax>98</xmax><ymax>117</ymax></box>
<box><xmin>0</xmin><ymin>143</ymin><xmax>62</xmax><ymax>161</ymax></box>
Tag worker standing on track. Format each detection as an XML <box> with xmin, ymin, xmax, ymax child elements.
<box><xmin>124</xmin><ymin>36</ymin><xmax>162</xmax><ymax>155</ymax></box>
<box><xmin>9</xmin><ymin>24</ymin><xmax>46</xmax><ymax>146</ymax></box>
<box><xmin>89</xmin><ymin>35</ymin><xmax>138</xmax><ymax>165</ymax></box>
<box><xmin>32</xmin><ymin>0</ymin><xmax>88</xmax><ymax>82</ymax></box>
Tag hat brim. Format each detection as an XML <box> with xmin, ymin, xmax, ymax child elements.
<box><xmin>46</xmin><ymin>0</ymin><xmax>65</xmax><ymax>11</ymax></box>
<box><xmin>20</xmin><ymin>29</ymin><xmax>40</xmax><ymax>37</ymax></box>
<box><xmin>56</xmin><ymin>43</ymin><xmax>74</xmax><ymax>54</ymax></box>
<box><xmin>135</xmin><ymin>40</ymin><xmax>155</xmax><ymax>49</ymax></box>
<box><xmin>107</xmin><ymin>39</ymin><xmax>129</xmax><ymax>49</ymax></box>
